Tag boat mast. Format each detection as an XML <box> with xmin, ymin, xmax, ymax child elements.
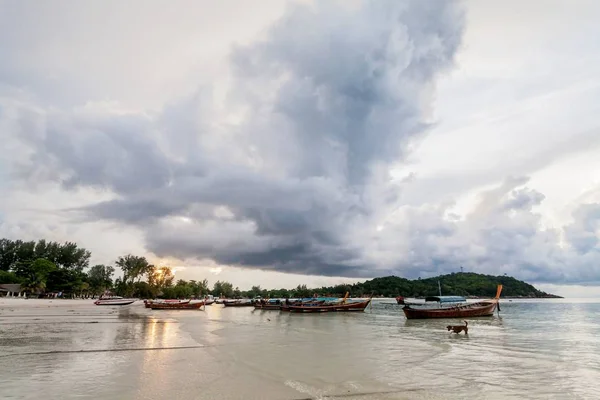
<box><xmin>438</xmin><ymin>280</ymin><xmax>442</xmax><ymax>297</ymax></box>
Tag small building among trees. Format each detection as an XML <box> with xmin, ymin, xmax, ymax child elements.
<box><xmin>0</xmin><ymin>283</ymin><xmax>23</xmax><ymax>297</ymax></box>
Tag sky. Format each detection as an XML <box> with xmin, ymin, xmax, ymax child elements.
<box><xmin>1</xmin><ymin>0</ymin><xmax>600</xmax><ymax>297</ymax></box>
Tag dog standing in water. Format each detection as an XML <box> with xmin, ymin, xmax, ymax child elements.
<box><xmin>447</xmin><ymin>320</ymin><xmax>468</xmax><ymax>334</ymax></box>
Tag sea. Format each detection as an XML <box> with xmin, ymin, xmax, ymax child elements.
<box><xmin>1</xmin><ymin>298</ymin><xmax>599</xmax><ymax>400</ymax></box>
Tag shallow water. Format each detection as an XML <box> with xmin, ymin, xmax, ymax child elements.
<box><xmin>1</xmin><ymin>298</ymin><xmax>599</xmax><ymax>399</ymax></box>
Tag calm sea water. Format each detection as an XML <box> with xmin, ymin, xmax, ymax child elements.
<box><xmin>1</xmin><ymin>298</ymin><xmax>599</xmax><ymax>399</ymax></box>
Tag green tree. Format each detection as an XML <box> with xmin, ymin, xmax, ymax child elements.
<box><xmin>174</xmin><ymin>284</ymin><xmax>193</xmax><ymax>299</ymax></box>
<box><xmin>113</xmin><ymin>277</ymin><xmax>127</xmax><ymax>296</ymax></box>
<box><xmin>212</xmin><ymin>280</ymin><xmax>234</xmax><ymax>297</ymax></box>
<box><xmin>87</xmin><ymin>264</ymin><xmax>115</xmax><ymax>295</ymax></box>
<box><xmin>116</xmin><ymin>254</ymin><xmax>152</xmax><ymax>296</ymax></box>
<box><xmin>188</xmin><ymin>280</ymin><xmax>199</xmax><ymax>297</ymax></box>
<box><xmin>47</xmin><ymin>268</ymin><xmax>84</xmax><ymax>295</ymax></box>
<box><xmin>15</xmin><ymin>240</ymin><xmax>36</xmax><ymax>266</ymax></box>
<box><xmin>18</xmin><ymin>258</ymin><xmax>58</xmax><ymax>294</ymax></box>
<box><xmin>267</xmin><ymin>288</ymin><xmax>290</xmax><ymax>298</ymax></box>
<box><xmin>0</xmin><ymin>270</ymin><xmax>22</xmax><ymax>283</ymax></box>
<box><xmin>199</xmin><ymin>279</ymin><xmax>209</xmax><ymax>295</ymax></box>
<box><xmin>0</xmin><ymin>238</ymin><xmax>91</xmax><ymax>272</ymax></box>
<box><xmin>147</xmin><ymin>266</ymin><xmax>174</xmax><ymax>292</ymax></box>
<box><xmin>248</xmin><ymin>285</ymin><xmax>262</xmax><ymax>298</ymax></box>
<box><xmin>132</xmin><ymin>281</ymin><xmax>155</xmax><ymax>298</ymax></box>
<box><xmin>54</xmin><ymin>242</ymin><xmax>91</xmax><ymax>271</ymax></box>
<box><xmin>0</xmin><ymin>239</ymin><xmax>20</xmax><ymax>271</ymax></box>
<box><xmin>293</xmin><ymin>284</ymin><xmax>311</xmax><ymax>298</ymax></box>
<box><xmin>188</xmin><ymin>279</ymin><xmax>209</xmax><ymax>298</ymax></box>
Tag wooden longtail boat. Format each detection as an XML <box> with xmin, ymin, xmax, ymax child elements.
<box><xmin>223</xmin><ymin>300</ymin><xmax>255</xmax><ymax>307</ymax></box>
<box><xmin>288</xmin><ymin>293</ymin><xmax>372</xmax><ymax>313</ymax></box>
<box><xmin>280</xmin><ymin>298</ymin><xmax>328</xmax><ymax>311</ymax></box>
<box><xmin>400</xmin><ymin>295</ymin><xmax>467</xmax><ymax>308</ymax></box>
<box><xmin>143</xmin><ymin>299</ymin><xmax>191</xmax><ymax>308</ymax></box>
<box><xmin>149</xmin><ymin>301</ymin><xmax>204</xmax><ymax>310</ymax></box>
<box><xmin>254</xmin><ymin>299</ymin><xmax>283</xmax><ymax>310</ymax></box>
<box><xmin>402</xmin><ymin>285</ymin><xmax>503</xmax><ymax>319</ymax></box>
<box><xmin>288</xmin><ymin>299</ymin><xmax>371</xmax><ymax>313</ymax></box>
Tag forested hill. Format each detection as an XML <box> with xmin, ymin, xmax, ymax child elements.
<box><xmin>349</xmin><ymin>273</ymin><xmax>561</xmax><ymax>298</ymax></box>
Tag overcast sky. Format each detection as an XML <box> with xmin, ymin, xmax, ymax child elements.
<box><xmin>2</xmin><ymin>0</ymin><xmax>600</xmax><ymax>297</ymax></box>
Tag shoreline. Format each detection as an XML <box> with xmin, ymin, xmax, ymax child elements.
<box><xmin>0</xmin><ymin>295</ymin><xmax>565</xmax><ymax>306</ymax></box>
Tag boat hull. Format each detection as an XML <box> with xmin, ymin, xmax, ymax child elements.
<box><xmin>254</xmin><ymin>304</ymin><xmax>282</xmax><ymax>310</ymax></box>
<box><xmin>223</xmin><ymin>301</ymin><xmax>254</xmax><ymax>307</ymax></box>
<box><xmin>149</xmin><ymin>302</ymin><xmax>204</xmax><ymax>310</ymax></box>
<box><xmin>94</xmin><ymin>299</ymin><xmax>136</xmax><ymax>306</ymax></box>
<box><xmin>402</xmin><ymin>301</ymin><xmax>497</xmax><ymax>319</ymax></box>
<box><xmin>144</xmin><ymin>299</ymin><xmax>191</xmax><ymax>308</ymax></box>
<box><xmin>288</xmin><ymin>299</ymin><xmax>371</xmax><ymax>313</ymax></box>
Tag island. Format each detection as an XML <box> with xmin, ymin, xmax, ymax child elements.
<box><xmin>341</xmin><ymin>272</ymin><xmax>562</xmax><ymax>298</ymax></box>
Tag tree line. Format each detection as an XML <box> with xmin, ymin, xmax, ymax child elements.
<box><xmin>0</xmin><ymin>239</ymin><xmax>210</xmax><ymax>298</ymax></box>
<box><xmin>0</xmin><ymin>238</ymin><xmax>557</xmax><ymax>299</ymax></box>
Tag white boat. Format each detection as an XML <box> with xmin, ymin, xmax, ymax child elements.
<box><xmin>94</xmin><ymin>296</ymin><xmax>136</xmax><ymax>306</ymax></box>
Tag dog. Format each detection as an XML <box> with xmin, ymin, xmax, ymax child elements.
<box><xmin>447</xmin><ymin>320</ymin><xmax>468</xmax><ymax>334</ymax></box>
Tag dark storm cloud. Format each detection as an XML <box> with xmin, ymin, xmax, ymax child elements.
<box><xmin>11</xmin><ymin>0</ymin><xmax>600</xmax><ymax>284</ymax></box>
<box><xmin>12</xmin><ymin>106</ymin><xmax>172</xmax><ymax>194</ymax></box>
<box><xmin>22</xmin><ymin>0</ymin><xmax>459</xmax><ymax>278</ymax></box>
<box><xmin>229</xmin><ymin>0</ymin><xmax>463</xmax><ymax>186</ymax></box>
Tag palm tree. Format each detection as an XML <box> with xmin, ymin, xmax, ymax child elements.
<box><xmin>22</xmin><ymin>278</ymin><xmax>46</xmax><ymax>297</ymax></box>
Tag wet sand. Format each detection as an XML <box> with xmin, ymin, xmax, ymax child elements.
<box><xmin>1</xmin><ymin>298</ymin><xmax>600</xmax><ymax>399</ymax></box>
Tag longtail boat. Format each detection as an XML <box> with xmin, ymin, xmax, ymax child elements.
<box><xmin>254</xmin><ymin>300</ymin><xmax>283</xmax><ymax>310</ymax></box>
<box><xmin>288</xmin><ymin>293</ymin><xmax>372</xmax><ymax>313</ymax></box>
<box><xmin>402</xmin><ymin>285</ymin><xmax>503</xmax><ymax>319</ymax></box>
<box><xmin>288</xmin><ymin>298</ymin><xmax>371</xmax><ymax>313</ymax></box>
<box><xmin>223</xmin><ymin>299</ymin><xmax>255</xmax><ymax>307</ymax></box>
<box><xmin>400</xmin><ymin>295</ymin><xmax>467</xmax><ymax>308</ymax></box>
<box><xmin>144</xmin><ymin>299</ymin><xmax>191</xmax><ymax>308</ymax></box>
<box><xmin>281</xmin><ymin>298</ymin><xmax>329</xmax><ymax>311</ymax></box>
<box><xmin>149</xmin><ymin>301</ymin><xmax>204</xmax><ymax>310</ymax></box>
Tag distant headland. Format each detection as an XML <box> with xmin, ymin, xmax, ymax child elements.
<box><xmin>349</xmin><ymin>272</ymin><xmax>562</xmax><ymax>299</ymax></box>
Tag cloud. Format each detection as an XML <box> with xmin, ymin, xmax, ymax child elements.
<box><xmin>3</xmin><ymin>0</ymin><xmax>600</xmax><ymax>286</ymax></box>
<box><xmin>565</xmin><ymin>204</ymin><xmax>600</xmax><ymax>254</ymax></box>
<box><xmin>3</xmin><ymin>0</ymin><xmax>466</xmax><ymax>275</ymax></box>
